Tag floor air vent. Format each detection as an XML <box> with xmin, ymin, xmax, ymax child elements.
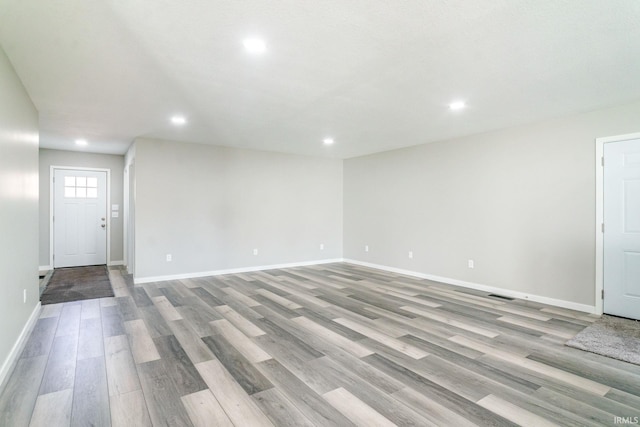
<box><xmin>488</xmin><ymin>293</ymin><xmax>514</xmax><ymax>301</ymax></box>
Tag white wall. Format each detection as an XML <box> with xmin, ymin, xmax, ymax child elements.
<box><xmin>134</xmin><ymin>138</ymin><xmax>343</xmax><ymax>281</ymax></box>
<box><xmin>38</xmin><ymin>149</ymin><xmax>125</xmax><ymax>267</ymax></box>
<box><xmin>344</xmin><ymin>100</ymin><xmax>640</xmax><ymax>309</ymax></box>
<box><xmin>0</xmin><ymin>47</ymin><xmax>39</xmax><ymax>386</ymax></box>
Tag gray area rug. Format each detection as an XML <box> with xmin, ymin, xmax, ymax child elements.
<box><xmin>40</xmin><ymin>265</ymin><xmax>114</xmax><ymax>305</ymax></box>
<box><xmin>566</xmin><ymin>315</ymin><xmax>640</xmax><ymax>365</ymax></box>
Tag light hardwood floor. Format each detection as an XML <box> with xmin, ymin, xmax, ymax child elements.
<box><xmin>1</xmin><ymin>263</ymin><xmax>639</xmax><ymax>426</ymax></box>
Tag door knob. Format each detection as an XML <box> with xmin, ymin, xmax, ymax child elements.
<box><xmin>101</xmin><ymin>224</ymin><xmax>106</xmax><ymax>228</ymax></box>
<box><xmin>101</xmin><ymin>217</ymin><xmax>105</xmax><ymax>221</ymax></box>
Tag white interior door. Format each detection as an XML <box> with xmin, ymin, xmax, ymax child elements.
<box><xmin>604</xmin><ymin>138</ymin><xmax>640</xmax><ymax>319</ymax></box>
<box><xmin>54</xmin><ymin>169</ymin><xmax>107</xmax><ymax>268</ymax></box>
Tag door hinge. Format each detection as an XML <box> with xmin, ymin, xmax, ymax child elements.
<box><xmin>601</xmin><ymin>289</ymin><xmax>604</xmax><ymax>299</ymax></box>
<box><xmin>53</xmin><ymin>254</ymin><xmax>55</xmax><ymax>261</ymax></box>
<box><xmin>601</xmin><ymin>223</ymin><xmax>604</xmax><ymax>233</ymax></box>
<box><xmin>601</xmin><ymin>156</ymin><xmax>604</xmax><ymax>167</ymax></box>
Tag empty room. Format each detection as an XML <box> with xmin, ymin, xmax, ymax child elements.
<box><xmin>1</xmin><ymin>1</ymin><xmax>640</xmax><ymax>426</ymax></box>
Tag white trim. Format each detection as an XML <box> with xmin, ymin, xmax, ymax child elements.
<box><xmin>595</xmin><ymin>137</ymin><xmax>604</xmax><ymax>315</ymax></box>
<box><xmin>0</xmin><ymin>303</ymin><xmax>41</xmax><ymax>393</ymax></box>
<box><xmin>50</xmin><ymin>166</ymin><xmax>111</xmax><ymax>268</ymax></box>
<box><xmin>38</xmin><ymin>265</ymin><xmax>52</xmax><ymax>272</ymax></box>
<box><xmin>134</xmin><ymin>257</ymin><xmax>596</xmax><ymax>313</ymax></box>
<box><xmin>133</xmin><ymin>258</ymin><xmax>344</xmax><ymax>284</ymax></box>
<box><xmin>124</xmin><ymin>155</ymin><xmax>136</xmax><ymax>277</ymax></box>
<box><xmin>595</xmin><ymin>132</ymin><xmax>640</xmax><ymax>316</ymax></box>
<box><xmin>109</xmin><ymin>260</ymin><xmax>125</xmax><ymax>266</ymax></box>
<box><xmin>344</xmin><ymin>259</ymin><xmax>596</xmax><ymax>314</ymax></box>
<box><xmin>49</xmin><ymin>166</ymin><xmax>53</xmax><ymax>268</ymax></box>
<box><xmin>123</xmin><ymin>164</ymin><xmax>128</xmax><ymax>271</ymax></box>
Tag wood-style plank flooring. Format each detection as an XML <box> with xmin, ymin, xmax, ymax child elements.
<box><xmin>1</xmin><ymin>263</ymin><xmax>639</xmax><ymax>426</ymax></box>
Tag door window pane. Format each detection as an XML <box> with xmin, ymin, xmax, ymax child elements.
<box><xmin>62</xmin><ymin>175</ymin><xmax>99</xmax><ymax>198</ymax></box>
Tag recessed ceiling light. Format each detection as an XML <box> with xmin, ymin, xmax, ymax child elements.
<box><xmin>323</xmin><ymin>137</ymin><xmax>335</xmax><ymax>145</ymax></box>
<box><xmin>243</xmin><ymin>38</ymin><xmax>266</xmax><ymax>54</ymax></box>
<box><xmin>171</xmin><ymin>116</ymin><xmax>187</xmax><ymax>125</ymax></box>
<box><xmin>449</xmin><ymin>101</ymin><xmax>466</xmax><ymax>111</ymax></box>
<box><xmin>75</xmin><ymin>139</ymin><xmax>88</xmax><ymax>146</ymax></box>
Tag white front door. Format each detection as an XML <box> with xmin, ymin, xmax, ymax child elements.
<box><xmin>604</xmin><ymin>138</ymin><xmax>640</xmax><ymax>319</ymax></box>
<box><xmin>54</xmin><ymin>169</ymin><xmax>107</xmax><ymax>267</ymax></box>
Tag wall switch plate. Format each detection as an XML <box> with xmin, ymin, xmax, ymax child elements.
<box><xmin>408</xmin><ymin>251</ymin><xmax>413</xmax><ymax>259</ymax></box>
<box><xmin>253</xmin><ymin>248</ymin><xmax>258</xmax><ymax>255</ymax></box>
<box><xmin>166</xmin><ymin>254</ymin><xmax>172</xmax><ymax>262</ymax></box>
<box><xmin>365</xmin><ymin>245</ymin><xmax>369</xmax><ymax>252</ymax></box>
<box><xmin>320</xmin><ymin>243</ymin><xmax>324</xmax><ymax>250</ymax></box>
<box><xmin>468</xmin><ymin>259</ymin><xmax>474</xmax><ymax>268</ymax></box>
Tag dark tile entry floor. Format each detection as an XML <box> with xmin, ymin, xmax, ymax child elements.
<box><xmin>40</xmin><ymin>265</ymin><xmax>114</xmax><ymax>305</ymax></box>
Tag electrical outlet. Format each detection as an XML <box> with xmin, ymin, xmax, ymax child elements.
<box><xmin>166</xmin><ymin>254</ymin><xmax>172</xmax><ymax>262</ymax></box>
<box><xmin>365</xmin><ymin>245</ymin><xmax>369</xmax><ymax>252</ymax></box>
<box><xmin>253</xmin><ymin>248</ymin><xmax>258</xmax><ymax>255</ymax></box>
<box><xmin>468</xmin><ymin>259</ymin><xmax>474</xmax><ymax>269</ymax></box>
<box><xmin>23</xmin><ymin>289</ymin><xmax>26</xmax><ymax>304</ymax></box>
<box><xmin>320</xmin><ymin>243</ymin><xmax>324</xmax><ymax>250</ymax></box>
<box><xmin>408</xmin><ymin>251</ymin><xmax>413</xmax><ymax>259</ymax></box>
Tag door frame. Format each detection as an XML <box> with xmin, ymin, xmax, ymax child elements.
<box><xmin>595</xmin><ymin>132</ymin><xmax>640</xmax><ymax>315</ymax></box>
<box><xmin>50</xmin><ymin>165</ymin><xmax>112</xmax><ymax>268</ymax></box>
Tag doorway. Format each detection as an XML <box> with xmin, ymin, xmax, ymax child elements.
<box><xmin>51</xmin><ymin>167</ymin><xmax>110</xmax><ymax>268</ymax></box>
<box><xmin>596</xmin><ymin>134</ymin><xmax>640</xmax><ymax>320</ymax></box>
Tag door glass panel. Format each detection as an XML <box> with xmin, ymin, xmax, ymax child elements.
<box><xmin>64</xmin><ymin>175</ymin><xmax>100</xmax><ymax>199</ymax></box>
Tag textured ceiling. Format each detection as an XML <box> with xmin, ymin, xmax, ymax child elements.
<box><xmin>1</xmin><ymin>1</ymin><xmax>639</xmax><ymax>157</ymax></box>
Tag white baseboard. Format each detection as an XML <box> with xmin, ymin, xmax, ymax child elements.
<box><xmin>134</xmin><ymin>258</ymin><xmax>344</xmax><ymax>284</ymax></box>
<box><xmin>132</xmin><ymin>257</ymin><xmax>596</xmax><ymax>314</ymax></box>
<box><xmin>109</xmin><ymin>260</ymin><xmax>125</xmax><ymax>266</ymax></box>
<box><xmin>0</xmin><ymin>302</ymin><xmax>41</xmax><ymax>392</ymax></box>
<box><xmin>343</xmin><ymin>259</ymin><xmax>597</xmax><ymax>314</ymax></box>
